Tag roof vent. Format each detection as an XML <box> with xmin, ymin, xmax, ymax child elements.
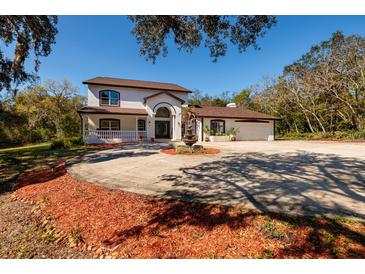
<box><xmin>226</xmin><ymin>103</ymin><xmax>237</xmax><ymax>108</ymax></box>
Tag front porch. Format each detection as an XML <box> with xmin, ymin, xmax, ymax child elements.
<box><xmin>83</xmin><ymin>129</ymin><xmax>148</xmax><ymax>144</ymax></box>
<box><xmin>80</xmin><ymin>111</ymin><xmax>149</xmax><ymax>144</ymax></box>
<box><xmin>78</xmin><ymin>105</ymin><xmax>182</xmax><ymax>144</ymax></box>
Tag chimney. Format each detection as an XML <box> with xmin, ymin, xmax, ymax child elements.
<box><xmin>226</xmin><ymin>102</ymin><xmax>237</xmax><ymax>108</ymax></box>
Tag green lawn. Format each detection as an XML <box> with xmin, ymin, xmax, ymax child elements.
<box><xmin>0</xmin><ymin>143</ymin><xmax>89</xmax><ymax>191</ymax></box>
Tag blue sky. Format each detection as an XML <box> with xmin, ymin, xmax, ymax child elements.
<box><xmin>27</xmin><ymin>16</ymin><xmax>365</xmax><ymax>97</ymax></box>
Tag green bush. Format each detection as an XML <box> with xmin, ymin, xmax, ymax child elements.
<box><xmin>50</xmin><ymin>136</ymin><xmax>84</xmax><ymax>149</ymax></box>
<box><xmin>210</xmin><ymin>130</ymin><xmax>228</xmax><ymax>136</ymax></box>
<box><xmin>50</xmin><ymin>139</ymin><xmax>65</xmax><ymax>149</ymax></box>
<box><xmin>176</xmin><ymin>145</ymin><xmax>203</xmax><ymax>154</ymax></box>
<box><xmin>280</xmin><ymin>131</ymin><xmax>365</xmax><ymax>140</ymax></box>
<box><xmin>193</xmin><ymin>145</ymin><xmax>203</xmax><ymax>152</ymax></box>
<box><xmin>64</xmin><ymin>136</ymin><xmax>84</xmax><ymax>148</ymax></box>
<box><xmin>176</xmin><ymin>145</ymin><xmax>193</xmax><ymax>154</ymax></box>
<box><xmin>347</xmin><ymin>131</ymin><xmax>365</xmax><ymax>139</ymax></box>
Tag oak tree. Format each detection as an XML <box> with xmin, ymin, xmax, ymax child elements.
<box><xmin>0</xmin><ymin>16</ymin><xmax>58</xmax><ymax>98</ymax></box>
<box><xmin>128</xmin><ymin>16</ymin><xmax>276</xmax><ymax>63</ymax></box>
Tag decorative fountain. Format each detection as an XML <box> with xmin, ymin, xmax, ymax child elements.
<box><xmin>182</xmin><ymin>117</ymin><xmax>198</xmax><ymax>147</ymax></box>
<box><xmin>160</xmin><ymin>106</ymin><xmax>220</xmax><ymax>155</ymax></box>
<box><xmin>177</xmin><ymin>107</ymin><xmax>202</xmax><ymax>153</ymax></box>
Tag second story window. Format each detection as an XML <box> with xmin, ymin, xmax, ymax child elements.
<box><xmin>100</xmin><ymin>90</ymin><xmax>120</xmax><ymax>106</ymax></box>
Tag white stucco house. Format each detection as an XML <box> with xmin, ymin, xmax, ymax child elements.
<box><xmin>78</xmin><ymin>77</ymin><xmax>280</xmax><ymax>144</ymax></box>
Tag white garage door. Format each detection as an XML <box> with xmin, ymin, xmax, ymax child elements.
<box><xmin>235</xmin><ymin>121</ymin><xmax>273</xmax><ymax>141</ymax></box>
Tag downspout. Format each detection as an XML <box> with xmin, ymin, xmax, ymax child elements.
<box><xmin>273</xmin><ymin>120</ymin><xmax>276</xmax><ymax>140</ymax></box>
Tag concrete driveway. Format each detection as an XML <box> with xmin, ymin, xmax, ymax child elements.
<box><xmin>67</xmin><ymin>141</ymin><xmax>365</xmax><ymax>219</ymax></box>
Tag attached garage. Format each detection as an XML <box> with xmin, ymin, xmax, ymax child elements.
<box><xmin>192</xmin><ymin>106</ymin><xmax>280</xmax><ymax>141</ymax></box>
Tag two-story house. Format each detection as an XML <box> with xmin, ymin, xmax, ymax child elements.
<box><xmin>78</xmin><ymin>77</ymin><xmax>190</xmax><ymax>144</ymax></box>
<box><xmin>78</xmin><ymin>76</ymin><xmax>280</xmax><ymax>144</ymax></box>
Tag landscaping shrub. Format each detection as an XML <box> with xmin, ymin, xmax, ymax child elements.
<box><xmin>176</xmin><ymin>145</ymin><xmax>193</xmax><ymax>154</ymax></box>
<box><xmin>64</xmin><ymin>136</ymin><xmax>84</xmax><ymax>148</ymax></box>
<box><xmin>50</xmin><ymin>137</ymin><xmax>84</xmax><ymax>149</ymax></box>
<box><xmin>176</xmin><ymin>145</ymin><xmax>203</xmax><ymax>154</ymax></box>
<box><xmin>50</xmin><ymin>139</ymin><xmax>65</xmax><ymax>149</ymax></box>
<box><xmin>280</xmin><ymin>131</ymin><xmax>365</xmax><ymax>140</ymax></box>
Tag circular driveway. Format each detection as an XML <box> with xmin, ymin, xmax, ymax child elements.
<box><xmin>67</xmin><ymin>141</ymin><xmax>365</xmax><ymax>219</ymax></box>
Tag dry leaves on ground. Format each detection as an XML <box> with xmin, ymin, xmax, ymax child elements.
<box><xmin>14</xmin><ymin>164</ymin><xmax>365</xmax><ymax>259</ymax></box>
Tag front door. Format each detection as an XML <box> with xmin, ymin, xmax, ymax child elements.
<box><xmin>155</xmin><ymin>121</ymin><xmax>170</xmax><ymax>139</ymax></box>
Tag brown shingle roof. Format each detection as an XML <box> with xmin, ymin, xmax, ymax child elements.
<box><xmin>77</xmin><ymin>106</ymin><xmax>148</xmax><ymax>116</ymax></box>
<box><xmin>192</xmin><ymin>106</ymin><xmax>280</xmax><ymax>120</ymax></box>
<box><xmin>83</xmin><ymin>77</ymin><xmax>192</xmax><ymax>93</ymax></box>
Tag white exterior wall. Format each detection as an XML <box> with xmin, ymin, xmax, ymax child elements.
<box><xmin>85</xmin><ymin>114</ymin><xmax>146</xmax><ymax>131</ymax></box>
<box><xmin>144</xmin><ymin>93</ymin><xmax>183</xmax><ymax>140</ymax></box>
<box><xmin>85</xmin><ymin>84</ymin><xmax>188</xmax><ymax>141</ymax></box>
<box><xmin>200</xmin><ymin>118</ymin><xmax>274</xmax><ymax>141</ymax></box>
<box><xmin>87</xmin><ymin>85</ymin><xmax>188</xmax><ymax>110</ymax></box>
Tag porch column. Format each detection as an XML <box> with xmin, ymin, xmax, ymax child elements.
<box><xmin>146</xmin><ymin>115</ymin><xmax>154</xmax><ymax>140</ymax></box>
<box><xmin>135</xmin><ymin>116</ymin><xmax>138</xmax><ymax>141</ymax></box>
<box><xmin>170</xmin><ymin>114</ymin><xmax>174</xmax><ymax>140</ymax></box>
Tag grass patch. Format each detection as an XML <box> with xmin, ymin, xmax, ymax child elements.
<box><xmin>257</xmin><ymin>249</ymin><xmax>274</xmax><ymax>259</ymax></box>
<box><xmin>71</xmin><ymin>226</ymin><xmax>83</xmax><ymax>243</ymax></box>
<box><xmin>260</xmin><ymin>221</ymin><xmax>285</xmax><ymax>240</ymax></box>
<box><xmin>0</xmin><ymin>142</ymin><xmax>89</xmax><ymax>192</ymax></box>
<box><xmin>207</xmin><ymin>251</ymin><xmax>216</xmax><ymax>259</ymax></box>
<box><xmin>334</xmin><ymin>214</ymin><xmax>360</xmax><ymax>224</ymax></box>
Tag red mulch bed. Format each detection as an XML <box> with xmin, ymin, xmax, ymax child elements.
<box><xmin>15</xmin><ymin>165</ymin><xmax>365</xmax><ymax>259</ymax></box>
<box><xmin>161</xmin><ymin>148</ymin><xmax>220</xmax><ymax>155</ymax></box>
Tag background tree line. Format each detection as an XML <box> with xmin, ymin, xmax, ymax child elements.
<box><xmin>0</xmin><ymin>80</ymin><xmax>85</xmax><ymax>148</ymax></box>
<box><xmin>189</xmin><ymin>32</ymin><xmax>365</xmax><ymax>136</ymax></box>
<box><xmin>2</xmin><ymin>17</ymin><xmax>364</xmax><ymax>147</ymax></box>
<box><xmin>0</xmin><ymin>15</ymin><xmax>275</xmax><ymax>148</ymax></box>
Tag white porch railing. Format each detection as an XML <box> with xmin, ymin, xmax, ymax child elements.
<box><xmin>84</xmin><ymin>130</ymin><xmax>147</xmax><ymax>143</ymax></box>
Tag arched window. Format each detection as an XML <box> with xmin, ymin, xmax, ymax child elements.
<box><xmin>99</xmin><ymin>90</ymin><xmax>120</xmax><ymax>106</ymax></box>
<box><xmin>155</xmin><ymin>107</ymin><xmax>170</xmax><ymax>118</ymax></box>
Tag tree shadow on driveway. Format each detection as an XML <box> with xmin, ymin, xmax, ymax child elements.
<box><xmin>158</xmin><ymin>151</ymin><xmax>365</xmax><ymax>219</ymax></box>
<box><xmin>67</xmin><ymin>143</ymin><xmax>169</xmax><ymax>165</ymax></box>
<box><xmin>101</xmin><ymin>151</ymin><xmax>365</xmax><ymax>258</ymax></box>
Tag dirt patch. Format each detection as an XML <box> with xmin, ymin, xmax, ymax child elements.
<box><xmin>14</xmin><ymin>165</ymin><xmax>365</xmax><ymax>259</ymax></box>
<box><xmin>161</xmin><ymin>148</ymin><xmax>220</xmax><ymax>155</ymax></box>
<box><xmin>0</xmin><ymin>192</ymin><xmax>96</xmax><ymax>258</ymax></box>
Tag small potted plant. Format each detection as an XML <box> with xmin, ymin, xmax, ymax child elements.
<box><xmin>203</xmin><ymin>125</ymin><xmax>210</xmax><ymax>142</ymax></box>
<box><xmin>138</xmin><ymin>134</ymin><xmax>144</xmax><ymax>143</ymax></box>
<box><xmin>150</xmin><ymin>137</ymin><xmax>155</xmax><ymax>143</ymax></box>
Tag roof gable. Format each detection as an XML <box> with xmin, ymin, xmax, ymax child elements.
<box><xmin>143</xmin><ymin>91</ymin><xmax>185</xmax><ymax>104</ymax></box>
<box><xmin>83</xmin><ymin>77</ymin><xmax>191</xmax><ymax>93</ymax></box>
